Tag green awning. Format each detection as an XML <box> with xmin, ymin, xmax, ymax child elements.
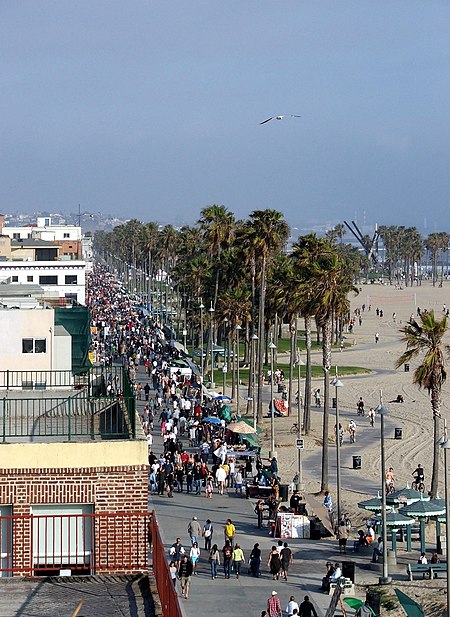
<box><xmin>394</xmin><ymin>589</ymin><xmax>424</xmax><ymax>617</ymax></box>
<box><xmin>242</xmin><ymin>418</ymin><xmax>263</xmax><ymax>434</ymax></box>
<box><xmin>239</xmin><ymin>433</ymin><xmax>259</xmax><ymax>448</ymax></box>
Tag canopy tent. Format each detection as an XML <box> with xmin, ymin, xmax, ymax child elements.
<box><xmin>399</xmin><ymin>498</ymin><xmax>446</xmax><ymax>553</ymax></box>
<box><xmin>228</xmin><ymin>420</ymin><xmax>257</xmax><ymax>434</ymax></box>
<box><xmin>387</xmin><ymin>486</ymin><xmax>428</xmax><ymax>506</ymax></box>
<box><xmin>239</xmin><ymin>433</ymin><xmax>259</xmax><ymax>449</ymax></box>
<box><xmin>358</xmin><ymin>495</ymin><xmax>395</xmax><ymax>513</ymax></box>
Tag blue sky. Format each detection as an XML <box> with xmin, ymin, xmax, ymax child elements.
<box><xmin>1</xmin><ymin>1</ymin><xmax>449</xmax><ymax>233</ymax></box>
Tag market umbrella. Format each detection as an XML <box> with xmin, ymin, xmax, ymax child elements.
<box><xmin>399</xmin><ymin>497</ymin><xmax>445</xmax><ymax>553</ymax></box>
<box><xmin>215</xmin><ymin>395</ymin><xmax>232</xmax><ymax>401</ymax></box>
<box><xmin>228</xmin><ymin>420</ymin><xmax>257</xmax><ymax>434</ymax></box>
<box><xmin>343</xmin><ymin>598</ymin><xmax>375</xmax><ymax>615</ymax></box>
<box><xmin>358</xmin><ymin>495</ymin><xmax>394</xmax><ymax>513</ymax></box>
<box><xmin>203</xmin><ymin>417</ymin><xmax>222</xmax><ymax>425</ymax></box>
<box><xmin>387</xmin><ymin>486</ymin><xmax>427</xmax><ymax>506</ymax></box>
<box><xmin>394</xmin><ymin>589</ymin><xmax>424</xmax><ymax>617</ymax></box>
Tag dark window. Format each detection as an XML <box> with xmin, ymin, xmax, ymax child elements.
<box><xmin>39</xmin><ymin>276</ymin><xmax>58</xmax><ymax>285</ymax></box>
<box><xmin>27</xmin><ymin>275</ymin><xmax>33</xmax><ymax>282</ymax></box>
<box><xmin>34</xmin><ymin>339</ymin><xmax>47</xmax><ymax>353</ymax></box>
<box><xmin>65</xmin><ymin>275</ymin><xmax>77</xmax><ymax>285</ymax></box>
<box><xmin>12</xmin><ymin>275</ymin><xmax>19</xmax><ymax>282</ymax></box>
<box><xmin>13</xmin><ymin>233</ymin><xmax>20</xmax><ymax>240</ymax></box>
<box><xmin>22</xmin><ymin>339</ymin><xmax>34</xmax><ymax>353</ymax></box>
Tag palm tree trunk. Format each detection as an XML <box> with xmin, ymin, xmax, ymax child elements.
<box><xmin>430</xmin><ymin>392</ymin><xmax>441</xmax><ymax>498</ymax></box>
<box><xmin>303</xmin><ymin>316</ymin><xmax>312</xmax><ymax>434</ymax></box>
<box><xmin>320</xmin><ymin>318</ymin><xmax>332</xmax><ymax>493</ymax></box>
<box><xmin>288</xmin><ymin>317</ymin><xmax>296</xmax><ymax>417</ymax></box>
<box><xmin>257</xmin><ymin>255</ymin><xmax>267</xmax><ymax>424</ymax></box>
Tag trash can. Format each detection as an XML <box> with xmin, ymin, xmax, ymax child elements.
<box><xmin>332</xmin><ymin>397</ymin><xmax>337</xmax><ymax>409</ymax></box>
<box><xmin>366</xmin><ymin>588</ymin><xmax>381</xmax><ymax>617</ymax></box>
<box><xmin>310</xmin><ymin>519</ymin><xmax>321</xmax><ymax>540</ymax></box>
<box><xmin>342</xmin><ymin>561</ymin><xmax>355</xmax><ymax>583</ymax></box>
<box><xmin>278</xmin><ymin>484</ymin><xmax>289</xmax><ymax>502</ymax></box>
<box><xmin>394</xmin><ymin>427</ymin><xmax>403</xmax><ymax>440</ymax></box>
<box><xmin>353</xmin><ymin>455</ymin><xmax>362</xmax><ymax>470</ymax></box>
<box><xmin>404</xmin><ymin>363</ymin><xmax>410</xmax><ymax>372</ymax></box>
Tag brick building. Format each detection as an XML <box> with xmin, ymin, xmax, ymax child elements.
<box><xmin>0</xmin><ymin>368</ymin><xmax>150</xmax><ymax>577</ymax></box>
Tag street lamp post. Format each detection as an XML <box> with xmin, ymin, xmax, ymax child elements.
<box><xmin>236</xmin><ymin>324</ymin><xmax>242</xmax><ymax>415</ymax></box>
<box><xmin>251</xmin><ymin>333</ymin><xmax>258</xmax><ymax>429</ymax></box>
<box><xmin>296</xmin><ymin>351</ymin><xmax>305</xmax><ymax>492</ymax></box>
<box><xmin>376</xmin><ymin>390</ymin><xmax>392</xmax><ymax>585</ymax></box>
<box><xmin>439</xmin><ymin>422</ymin><xmax>450</xmax><ymax>617</ymax></box>
<box><xmin>269</xmin><ymin>338</ymin><xmax>277</xmax><ymax>457</ymax></box>
<box><xmin>209</xmin><ymin>304</ymin><xmax>215</xmax><ymax>388</ymax></box>
<box><xmin>331</xmin><ymin>370</ymin><xmax>344</xmax><ymax>526</ymax></box>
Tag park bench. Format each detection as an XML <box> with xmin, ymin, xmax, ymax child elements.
<box><xmin>407</xmin><ymin>562</ymin><xmax>447</xmax><ymax>581</ymax></box>
<box><xmin>329</xmin><ymin>577</ymin><xmax>355</xmax><ymax>596</ymax></box>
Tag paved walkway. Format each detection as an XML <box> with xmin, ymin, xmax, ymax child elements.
<box><xmin>135</xmin><ymin>365</ymin><xmax>386</xmax><ymax>617</ymax></box>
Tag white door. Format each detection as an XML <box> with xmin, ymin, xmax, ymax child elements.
<box><xmin>32</xmin><ymin>504</ymin><xmax>93</xmax><ymax>574</ymax></box>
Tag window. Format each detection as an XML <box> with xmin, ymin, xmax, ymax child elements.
<box><xmin>35</xmin><ymin>339</ymin><xmax>47</xmax><ymax>353</ymax></box>
<box><xmin>13</xmin><ymin>233</ymin><xmax>20</xmax><ymax>240</ymax></box>
<box><xmin>27</xmin><ymin>275</ymin><xmax>33</xmax><ymax>282</ymax></box>
<box><xmin>12</xmin><ymin>275</ymin><xmax>18</xmax><ymax>282</ymax></box>
<box><xmin>22</xmin><ymin>339</ymin><xmax>34</xmax><ymax>353</ymax></box>
<box><xmin>22</xmin><ymin>338</ymin><xmax>47</xmax><ymax>354</ymax></box>
<box><xmin>39</xmin><ymin>275</ymin><xmax>58</xmax><ymax>285</ymax></box>
<box><xmin>65</xmin><ymin>275</ymin><xmax>78</xmax><ymax>285</ymax></box>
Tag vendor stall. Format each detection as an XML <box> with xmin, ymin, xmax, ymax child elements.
<box><xmin>275</xmin><ymin>512</ymin><xmax>310</xmax><ymax>539</ymax></box>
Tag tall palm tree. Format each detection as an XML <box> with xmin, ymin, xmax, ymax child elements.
<box><xmin>244</xmin><ymin>210</ymin><xmax>290</xmax><ymax>423</ymax></box>
<box><xmin>395</xmin><ymin>310</ymin><xmax>449</xmax><ymax>498</ymax></box>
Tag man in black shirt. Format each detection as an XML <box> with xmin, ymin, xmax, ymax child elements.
<box><xmin>299</xmin><ymin>595</ymin><xmax>318</xmax><ymax>617</ymax></box>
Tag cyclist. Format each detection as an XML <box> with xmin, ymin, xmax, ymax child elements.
<box><xmin>348</xmin><ymin>420</ymin><xmax>357</xmax><ymax>443</ymax></box>
<box><xmin>412</xmin><ymin>464</ymin><xmax>425</xmax><ymax>490</ymax></box>
<box><xmin>385</xmin><ymin>467</ymin><xmax>395</xmax><ymax>494</ymax></box>
<box><xmin>357</xmin><ymin>397</ymin><xmax>365</xmax><ymax>416</ymax></box>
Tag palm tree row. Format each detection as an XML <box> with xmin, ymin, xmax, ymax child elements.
<box><xmin>94</xmin><ymin>208</ymin><xmax>362</xmax><ymax>493</ymax></box>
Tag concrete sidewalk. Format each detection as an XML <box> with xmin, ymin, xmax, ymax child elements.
<box><xmin>136</xmin><ymin>366</ymin><xmax>382</xmax><ymax>617</ymax></box>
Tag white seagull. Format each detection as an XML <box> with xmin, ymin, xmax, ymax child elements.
<box><xmin>259</xmin><ymin>114</ymin><xmax>301</xmax><ymax>125</ymax></box>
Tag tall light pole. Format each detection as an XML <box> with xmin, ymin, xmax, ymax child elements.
<box><xmin>209</xmin><ymin>303</ymin><xmax>215</xmax><ymax>388</ymax></box>
<box><xmin>376</xmin><ymin>390</ymin><xmax>391</xmax><ymax>585</ymax></box>
<box><xmin>236</xmin><ymin>324</ymin><xmax>242</xmax><ymax>415</ymax></box>
<box><xmin>331</xmin><ymin>370</ymin><xmax>344</xmax><ymax>526</ymax></box>
<box><xmin>269</xmin><ymin>337</ymin><xmax>277</xmax><ymax>457</ymax></box>
<box><xmin>222</xmin><ymin>318</ymin><xmax>229</xmax><ymax>395</ymax></box>
<box><xmin>296</xmin><ymin>351</ymin><xmax>305</xmax><ymax>492</ymax></box>
<box><xmin>199</xmin><ymin>299</ymin><xmax>205</xmax><ymax>385</ymax></box>
<box><xmin>439</xmin><ymin>422</ymin><xmax>450</xmax><ymax>617</ymax></box>
<box><xmin>251</xmin><ymin>333</ymin><xmax>258</xmax><ymax>429</ymax></box>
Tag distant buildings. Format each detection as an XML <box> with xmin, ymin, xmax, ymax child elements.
<box><xmin>0</xmin><ymin>214</ymin><xmax>87</xmax><ymax>305</ymax></box>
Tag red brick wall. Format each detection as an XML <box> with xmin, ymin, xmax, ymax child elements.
<box><xmin>0</xmin><ymin>465</ymin><xmax>150</xmax><ymax>575</ymax></box>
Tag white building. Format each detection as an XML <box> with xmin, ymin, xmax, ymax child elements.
<box><xmin>0</xmin><ymin>261</ymin><xmax>86</xmax><ymax>305</ymax></box>
<box><xmin>0</xmin><ymin>304</ymin><xmax>71</xmax><ymax>377</ymax></box>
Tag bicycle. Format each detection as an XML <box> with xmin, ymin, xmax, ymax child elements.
<box><xmin>412</xmin><ymin>478</ymin><xmax>425</xmax><ymax>492</ymax></box>
<box><xmin>290</xmin><ymin>422</ymin><xmax>299</xmax><ymax>434</ymax></box>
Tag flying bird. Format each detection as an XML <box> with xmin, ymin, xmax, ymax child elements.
<box><xmin>259</xmin><ymin>114</ymin><xmax>301</xmax><ymax>125</ymax></box>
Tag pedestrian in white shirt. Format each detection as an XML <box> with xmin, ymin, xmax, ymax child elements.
<box><xmin>285</xmin><ymin>596</ymin><xmax>299</xmax><ymax>616</ymax></box>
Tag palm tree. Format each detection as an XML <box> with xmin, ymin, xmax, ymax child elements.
<box><xmin>244</xmin><ymin>210</ymin><xmax>290</xmax><ymax>423</ymax></box>
<box><xmin>395</xmin><ymin>310</ymin><xmax>449</xmax><ymax>498</ymax></box>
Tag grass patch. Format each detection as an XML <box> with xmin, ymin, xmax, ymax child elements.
<box><xmin>208</xmin><ymin>364</ymin><xmax>370</xmax><ymax>387</ymax></box>
<box><xmin>370</xmin><ymin>585</ymin><xmax>399</xmax><ymax>612</ymax></box>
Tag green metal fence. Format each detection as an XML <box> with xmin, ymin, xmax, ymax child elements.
<box><xmin>0</xmin><ymin>365</ymin><xmax>138</xmax><ymax>440</ymax></box>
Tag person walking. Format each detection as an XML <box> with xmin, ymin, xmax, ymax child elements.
<box><xmin>203</xmin><ymin>519</ymin><xmax>213</xmax><ymax>550</ymax></box>
<box><xmin>375</xmin><ymin>332</ymin><xmax>379</xmax><ymax>344</ymax></box>
<box><xmin>267</xmin><ymin>591</ymin><xmax>282</xmax><ymax>617</ymax></box>
<box><xmin>232</xmin><ymin>543</ymin><xmax>245</xmax><ymax>578</ymax></box>
<box><xmin>280</xmin><ymin>541</ymin><xmax>293</xmax><ymax>580</ymax></box>
<box><xmin>299</xmin><ymin>595</ymin><xmax>318</xmax><ymax>617</ymax></box>
<box><xmin>337</xmin><ymin>520</ymin><xmax>349</xmax><ymax>554</ymax></box>
<box><xmin>267</xmin><ymin>545</ymin><xmax>282</xmax><ymax>580</ymax></box>
<box><xmin>187</xmin><ymin>516</ymin><xmax>202</xmax><ymax>546</ymax></box>
<box><xmin>255</xmin><ymin>499</ymin><xmax>265</xmax><ymax>528</ymax></box>
<box><xmin>208</xmin><ymin>543</ymin><xmax>220</xmax><ymax>579</ymax></box>
<box><xmin>224</xmin><ymin>518</ymin><xmax>236</xmax><ymax>547</ymax></box>
<box><xmin>222</xmin><ymin>540</ymin><xmax>233</xmax><ymax>578</ymax></box>
<box><xmin>249</xmin><ymin>542</ymin><xmax>261</xmax><ymax>577</ymax></box>
<box><xmin>178</xmin><ymin>554</ymin><xmax>193</xmax><ymax>599</ymax></box>
<box><xmin>285</xmin><ymin>596</ymin><xmax>299</xmax><ymax>616</ymax></box>
<box><xmin>189</xmin><ymin>541</ymin><xmax>201</xmax><ymax>575</ymax></box>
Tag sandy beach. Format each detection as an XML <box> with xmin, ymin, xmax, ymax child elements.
<box><xmin>261</xmin><ymin>282</ymin><xmax>450</xmax><ymax>616</ymax></box>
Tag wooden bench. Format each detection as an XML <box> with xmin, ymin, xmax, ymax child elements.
<box><xmin>407</xmin><ymin>562</ymin><xmax>447</xmax><ymax>581</ymax></box>
<box><xmin>329</xmin><ymin>577</ymin><xmax>355</xmax><ymax>596</ymax></box>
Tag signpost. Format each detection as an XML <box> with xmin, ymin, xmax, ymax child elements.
<box><xmin>296</xmin><ymin>438</ymin><xmax>304</xmax><ymax>450</ymax></box>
